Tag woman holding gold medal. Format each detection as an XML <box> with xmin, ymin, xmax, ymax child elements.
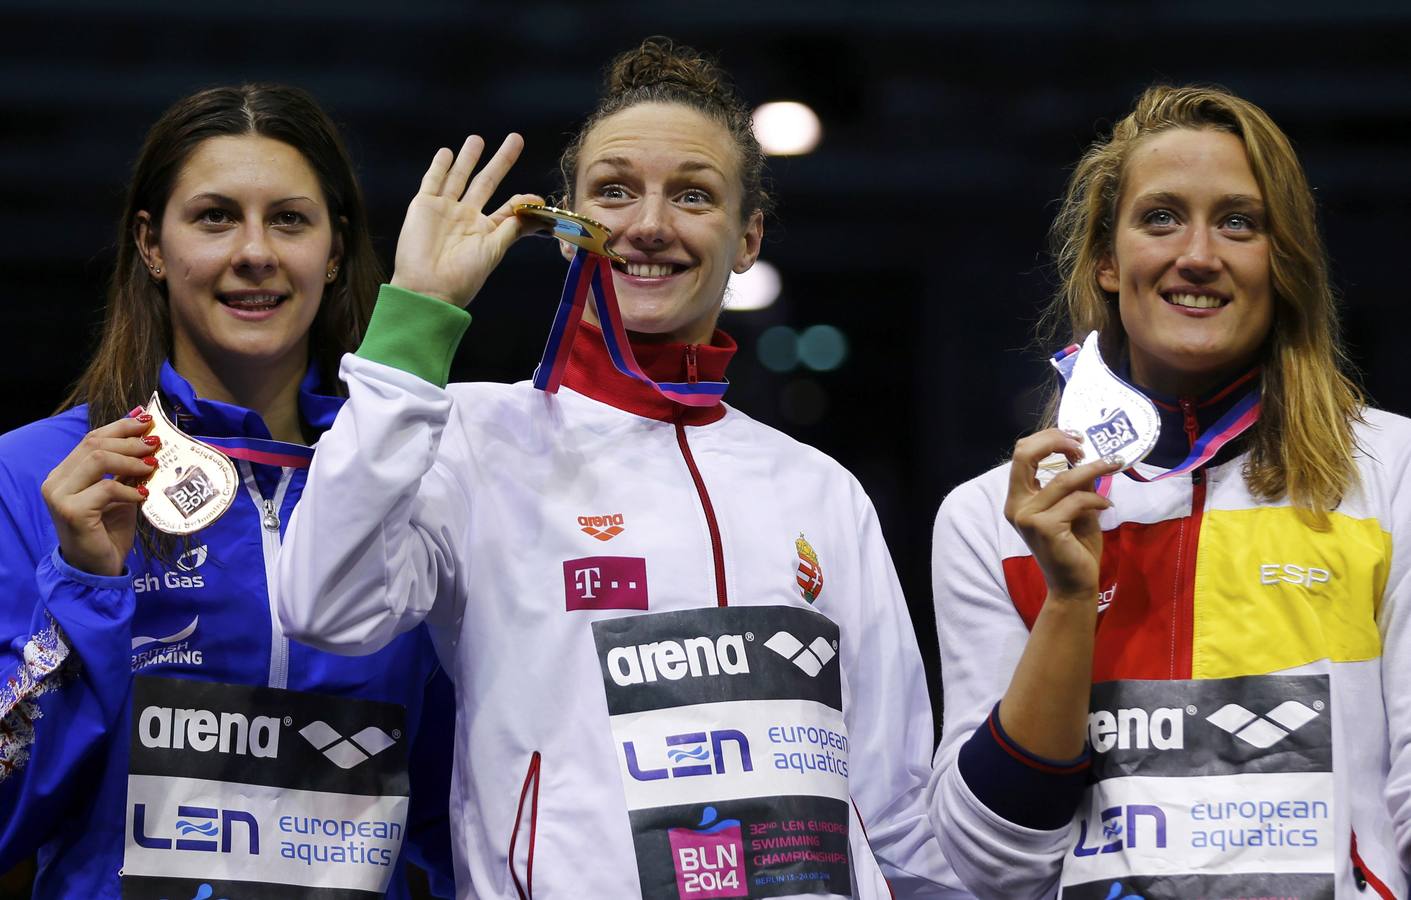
<box><xmin>928</xmin><ymin>85</ymin><xmax>1411</xmax><ymax>898</ymax></box>
<box><xmin>0</xmin><ymin>85</ymin><xmax>454</xmax><ymax>897</ymax></box>
<box><xmin>276</xmin><ymin>37</ymin><xmax>967</xmax><ymax>899</ymax></box>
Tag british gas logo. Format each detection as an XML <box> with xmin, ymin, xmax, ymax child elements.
<box><xmin>606</xmin><ymin>634</ymin><xmax>751</xmax><ymax>686</ymax></box>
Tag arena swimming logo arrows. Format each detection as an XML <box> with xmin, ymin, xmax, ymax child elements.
<box><xmin>298</xmin><ymin>720</ymin><xmax>398</xmax><ymax>770</ymax></box>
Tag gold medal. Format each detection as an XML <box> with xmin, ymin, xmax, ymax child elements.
<box><xmin>138</xmin><ymin>392</ymin><xmax>239</xmax><ymax>535</ymax></box>
<box><xmin>514</xmin><ymin>203</ymin><xmax>626</xmax><ymax>263</ymax></box>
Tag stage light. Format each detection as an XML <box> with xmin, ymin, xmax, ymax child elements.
<box><xmin>726</xmin><ymin>259</ymin><xmax>781</xmax><ymax>311</ymax></box>
<box><xmin>757</xmin><ymin>325</ymin><xmax>799</xmax><ymax>373</ymax></box>
<box><xmin>798</xmin><ymin>325</ymin><xmax>848</xmax><ymax>371</ymax></box>
<box><xmin>752</xmin><ymin>102</ymin><xmax>822</xmax><ymax>156</ymax></box>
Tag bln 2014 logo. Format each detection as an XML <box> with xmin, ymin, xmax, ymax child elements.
<box><xmin>165</xmin><ymin>466</ymin><xmax>219</xmax><ymax>519</ymax></box>
<box><xmin>668</xmin><ymin>806</ymin><xmax>748</xmax><ymax>898</ymax></box>
<box><xmin>1086</xmin><ymin>408</ymin><xmax>1139</xmax><ymax>458</ymax></box>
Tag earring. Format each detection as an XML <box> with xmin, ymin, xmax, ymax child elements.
<box><xmin>326</xmin><ymin>265</ymin><xmax>338</xmax><ymax>282</ymax></box>
<box><xmin>150</xmin><ymin>265</ymin><xmax>162</xmax><ymax>276</ymax></box>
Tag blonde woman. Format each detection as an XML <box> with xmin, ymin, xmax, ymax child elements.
<box><xmin>929</xmin><ymin>85</ymin><xmax>1407</xmax><ymax>899</ymax></box>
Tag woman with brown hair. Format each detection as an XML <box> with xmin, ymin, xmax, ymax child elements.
<box><xmin>276</xmin><ymin>37</ymin><xmax>967</xmax><ymax>899</ymax></box>
<box><xmin>929</xmin><ymin>84</ymin><xmax>1408</xmax><ymax>899</ymax></box>
<box><xmin>0</xmin><ymin>84</ymin><xmax>453</xmax><ymax>898</ymax></box>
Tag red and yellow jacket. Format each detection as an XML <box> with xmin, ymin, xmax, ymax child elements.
<box><xmin>929</xmin><ymin>375</ymin><xmax>1411</xmax><ymax>899</ymax></box>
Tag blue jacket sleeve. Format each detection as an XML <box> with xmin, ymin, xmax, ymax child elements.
<box><xmin>0</xmin><ymin>458</ymin><xmax>137</xmax><ymax>871</ymax></box>
<box><xmin>399</xmin><ymin>663</ymin><xmax>457</xmax><ymax>898</ymax></box>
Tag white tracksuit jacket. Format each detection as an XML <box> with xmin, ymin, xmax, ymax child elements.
<box><xmin>927</xmin><ymin>372</ymin><xmax>1411</xmax><ymax>900</ymax></box>
<box><xmin>277</xmin><ymin>286</ymin><xmax>969</xmax><ymax>899</ymax></box>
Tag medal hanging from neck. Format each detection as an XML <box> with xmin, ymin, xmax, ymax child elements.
<box><xmin>1050</xmin><ymin>331</ymin><xmax>1260</xmax><ymax>493</ymax></box>
<box><xmin>137</xmin><ymin>392</ymin><xmax>239</xmax><ymax>534</ymax></box>
<box><xmin>516</xmin><ymin>203</ymin><xmax>728</xmax><ymax>407</ymax></box>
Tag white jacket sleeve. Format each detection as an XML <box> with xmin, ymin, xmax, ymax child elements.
<box><xmin>276</xmin><ymin>286</ymin><xmax>474</xmax><ymax>655</ymax></box>
<box><xmin>841</xmin><ymin>485</ymin><xmax>972</xmax><ymax>898</ymax></box>
<box><xmin>1374</xmin><ymin>412</ymin><xmax>1411</xmax><ymax>872</ymax></box>
<box><xmin>927</xmin><ymin>471</ymin><xmax>1076</xmax><ymax>900</ymax></box>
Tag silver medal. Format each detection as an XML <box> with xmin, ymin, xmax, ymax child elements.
<box><xmin>1054</xmin><ymin>331</ymin><xmax>1160</xmax><ymax>470</ymax></box>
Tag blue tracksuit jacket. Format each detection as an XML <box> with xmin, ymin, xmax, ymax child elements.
<box><xmin>0</xmin><ymin>362</ymin><xmax>454</xmax><ymax>898</ymax></box>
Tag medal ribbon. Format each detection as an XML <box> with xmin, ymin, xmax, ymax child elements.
<box><xmin>197</xmin><ymin>436</ymin><xmax>314</xmax><ymax>469</ymax></box>
<box><xmin>1051</xmin><ymin>343</ymin><xmax>1261</xmax><ymax>491</ymax></box>
<box><xmin>532</xmin><ymin>247</ymin><xmax>729</xmax><ymax>407</ymax></box>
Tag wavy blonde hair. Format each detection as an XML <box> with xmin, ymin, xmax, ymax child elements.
<box><xmin>1044</xmin><ymin>84</ymin><xmax>1363</xmax><ymax>525</ymax></box>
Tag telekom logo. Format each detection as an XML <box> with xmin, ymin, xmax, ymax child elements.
<box><xmin>564</xmin><ymin>557</ymin><xmax>649</xmax><ymax>611</ymax></box>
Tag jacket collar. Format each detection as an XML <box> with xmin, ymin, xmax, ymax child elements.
<box><xmin>561</xmin><ymin>322</ymin><xmax>736</xmax><ymax>425</ymax></box>
<box><xmin>158</xmin><ymin>360</ymin><xmax>344</xmax><ymax>440</ymax></box>
<box><xmin>1124</xmin><ymin>365</ymin><xmax>1261</xmax><ymax>469</ymax></box>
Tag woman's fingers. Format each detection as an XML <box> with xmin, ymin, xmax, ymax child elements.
<box><xmin>1008</xmin><ymin>429</ymin><xmax>1082</xmax><ymax>497</ymax></box>
<box><xmin>419</xmin><ymin>146</ymin><xmax>457</xmax><ymax>197</ymax></box>
<box><xmin>49</xmin><ymin>442</ymin><xmax>157</xmax><ymax>495</ymax></box>
<box><xmin>462</xmin><ymin>133</ymin><xmax>525</xmax><ymax>211</ymax></box>
<box><xmin>442</xmin><ymin>135</ymin><xmax>487</xmax><ymax>202</ymax></box>
<box><xmin>71</xmin><ymin>478</ymin><xmax>149</xmax><ymax>512</ymax></box>
<box><xmin>1029</xmin><ymin>456</ymin><xmax>1121</xmax><ymax>510</ymax></box>
<box><xmin>42</xmin><ymin>416</ymin><xmax>157</xmax><ymax>509</ymax></box>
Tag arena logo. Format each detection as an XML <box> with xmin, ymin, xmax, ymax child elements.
<box><xmin>579</xmin><ymin>513</ymin><xmax>626</xmax><ymax>541</ymax></box>
<box><xmin>606</xmin><ymin>633</ymin><xmax>751</xmax><ymax>686</ymax></box>
<box><xmin>299</xmin><ymin>720</ymin><xmax>398</xmax><ymax>770</ymax></box>
<box><xmin>132</xmin><ymin>802</ymin><xmax>259</xmax><ymax>854</ymax></box>
<box><xmin>1205</xmin><ymin>700</ymin><xmax>1320</xmax><ymax>750</ymax></box>
<box><xmin>1088</xmin><ymin>706</ymin><xmax>1185</xmax><ymax>753</ymax></box>
<box><xmin>763</xmin><ymin>630</ymin><xmax>836</xmax><ymax>678</ymax></box>
<box><xmin>138</xmin><ymin>704</ymin><xmax>281</xmax><ymax>758</ymax></box>
<box><xmin>1073</xmin><ymin>804</ymin><xmax>1168</xmax><ymax>857</ymax></box>
<box><xmin>624</xmin><ymin>729</ymin><xmax>753</xmax><ymax>782</ymax></box>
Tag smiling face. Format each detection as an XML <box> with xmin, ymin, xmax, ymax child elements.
<box><xmin>138</xmin><ymin>134</ymin><xmax>340</xmax><ymax>392</ymax></box>
<box><xmin>571</xmin><ymin>102</ymin><xmax>763</xmax><ymax>345</ymax></box>
<box><xmin>1098</xmin><ymin>127</ymin><xmax>1274</xmax><ymax>397</ymax></box>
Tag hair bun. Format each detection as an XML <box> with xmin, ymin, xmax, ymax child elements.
<box><xmin>606</xmin><ymin>36</ymin><xmax>727</xmax><ymax>105</ymax></box>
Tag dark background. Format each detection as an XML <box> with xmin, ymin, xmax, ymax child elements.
<box><xmin>2</xmin><ymin>1</ymin><xmax>1409</xmax><ymax>895</ymax></box>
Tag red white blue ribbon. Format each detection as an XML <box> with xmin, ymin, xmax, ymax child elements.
<box><xmin>533</xmin><ymin>247</ymin><xmax>728</xmax><ymax>407</ymax></box>
<box><xmin>196</xmin><ymin>436</ymin><xmax>314</xmax><ymax>469</ymax></box>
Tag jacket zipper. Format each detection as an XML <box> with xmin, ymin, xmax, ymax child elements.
<box><xmin>674</xmin><ymin>408</ymin><xmax>728</xmax><ymax>608</ymax></box>
<box><xmin>1171</xmin><ymin>466</ymin><xmax>1206</xmax><ymax>679</ymax></box>
<box><xmin>685</xmin><ymin>345</ymin><xmax>700</xmax><ymax>385</ymax></box>
<box><xmin>239</xmin><ymin>462</ymin><xmax>295</xmax><ymax>689</ymax></box>
<box><xmin>674</xmin><ymin>346</ymin><xmax>726</xmax><ymax>606</ymax></box>
<box><xmin>1179</xmin><ymin>397</ymin><xmax>1199</xmax><ymax>448</ymax></box>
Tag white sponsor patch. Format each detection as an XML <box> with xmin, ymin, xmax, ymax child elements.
<box><xmin>610</xmin><ymin>699</ymin><xmax>849</xmax><ymax>810</ymax></box>
<box><xmin>123</xmin><ymin>774</ymin><xmax>408</xmax><ymax>892</ymax></box>
<box><xmin>1060</xmin><ymin>772</ymin><xmax>1334</xmax><ymax>888</ymax></box>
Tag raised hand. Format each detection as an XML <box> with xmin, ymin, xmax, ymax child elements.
<box><xmin>390</xmin><ymin>134</ymin><xmax>546</xmax><ymax>308</ymax></box>
<box><xmin>41</xmin><ymin>410</ymin><xmax>158</xmax><ymax>577</ymax></box>
<box><xmin>1004</xmin><ymin>428</ymin><xmax>1122</xmax><ymax>602</ymax></box>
